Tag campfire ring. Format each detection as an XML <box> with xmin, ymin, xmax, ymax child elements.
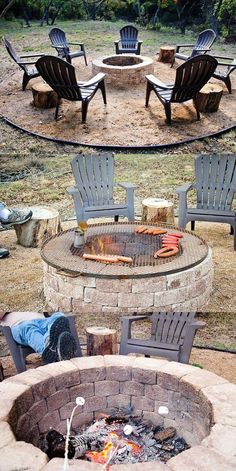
<box><xmin>92</xmin><ymin>54</ymin><xmax>154</xmax><ymax>85</ymax></box>
<box><xmin>41</xmin><ymin>222</ymin><xmax>213</xmax><ymax>314</ymax></box>
<box><xmin>2</xmin><ymin>356</ymin><xmax>236</xmax><ymax>469</ymax></box>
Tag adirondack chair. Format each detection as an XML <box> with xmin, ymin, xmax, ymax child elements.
<box><xmin>49</xmin><ymin>27</ymin><xmax>87</xmax><ymax>65</ymax></box>
<box><xmin>35</xmin><ymin>56</ymin><xmax>106</xmax><ymax>123</ymax></box>
<box><xmin>67</xmin><ymin>153</ymin><xmax>136</xmax><ymax>223</ymax></box>
<box><xmin>176</xmin><ymin>154</ymin><xmax>236</xmax><ymax>250</ymax></box>
<box><xmin>3</xmin><ymin>37</ymin><xmax>43</xmax><ymax>90</ymax></box>
<box><xmin>212</xmin><ymin>56</ymin><xmax>236</xmax><ymax>93</ymax></box>
<box><xmin>0</xmin><ymin>314</ymin><xmax>82</xmax><ymax>373</ymax></box>
<box><xmin>114</xmin><ymin>25</ymin><xmax>142</xmax><ymax>55</ymax></box>
<box><xmin>145</xmin><ymin>54</ymin><xmax>218</xmax><ymax>125</ymax></box>
<box><xmin>119</xmin><ymin>312</ymin><xmax>205</xmax><ymax>364</ymax></box>
<box><xmin>172</xmin><ymin>29</ymin><xmax>216</xmax><ymax>66</ymax></box>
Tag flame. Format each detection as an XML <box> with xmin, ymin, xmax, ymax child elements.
<box><xmin>85</xmin><ymin>431</ymin><xmax>141</xmax><ymax>464</ymax></box>
<box><xmin>85</xmin><ymin>440</ymin><xmax>114</xmax><ymax>464</ymax></box>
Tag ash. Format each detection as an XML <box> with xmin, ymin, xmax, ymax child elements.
<box><xmin>75</xmin><ymin>407</ymin><xmax>190</xmax><ymax>465</ymax></box>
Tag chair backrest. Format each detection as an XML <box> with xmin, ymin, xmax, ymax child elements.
<box><xmin>192</xmin><ymin>29</ymin><xmax>216</xmax><ymax>56</ymax></box>
<box><xmin>171</xmin><ymin>54</ymin><xmax>217</xmax><ymax>103</ymax></box>
<box><xmin>3</xmin><ymin>37</ymin><xmax>25</xmax><ymax>71</ymax></box>
<box><xmin>151</xmin><ymin>312</ymin><xmax>196</xmax><ymax>346</ymax></box>
<box><xmin>49</xmin><ymin>27</ymin><xmax>68</xmax><ymax>48</ymax></box>
<box><xmin>120</xmin><ymin>24</ymin><xmax>138</xmax><ymax>47</ymax></box>
<box><xmin>36</xmin><ymin>55</ymin><xmax>82</xmax><ymax>101</ymax></box>
<box><xmin>71</xmin><ymin>153</ymin><xmax>115</xmax><ymax>206</ymax></box>
<box><xmin>195</xmin><ymin>154</ymin><xmax>236</xmax><ymax>211</ymax></box>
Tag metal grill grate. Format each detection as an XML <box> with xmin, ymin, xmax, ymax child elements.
<box><xmin>41</xmin><ymin>222</ymin><xmax>209</xmax><ymax>279</ymax></box>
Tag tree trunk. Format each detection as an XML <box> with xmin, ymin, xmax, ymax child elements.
<box><xmin>142</xmin><ymin>198</ymin><xmax>175</xmax><ymax>225</ymax></box>
<box><xmin>14</xmin><ymin>206</ymin><xmax>62</xmax><ymax>248</ymax></box>
<box><xmin>86</xmin><ymin>327</ymin><xmax>117</xmax><ymax>356</ymax></box>
<box><xmin>0</xmin><ymin>0</ymin><xmax>16</xmax><ymax>18</ymax></box>
<box><xmin>194</xmin><ymin>84</ymin><xmax>223</xmax><ymax>112</ymax></box>
<box><xmin>32</xmin><ymin>82</ymin><xmax>58</xmax><ymax>109</ymax></box>
<box><xmin>158</xmin><ymin>46</ymin><xmax>175</xmax><ymax>64</ymax></box>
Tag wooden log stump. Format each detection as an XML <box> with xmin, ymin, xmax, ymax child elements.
<box><xmin>86</xmin><ymin>326</ymin><xmax>117</xmax><ymax>356</ymax></box>
<box><xmin>32</xmin><ymin>82</ymin><xmax>58</xmax><ymax>109</ymax></box>
<box><xmin>14</xmin><ymin>206</ymin><xmax>62</xmax><ymax>248</ymax></box>
<box><xmin>158</xmin><ymin>46</ymin><xmax>175</xmax><ymax>64</ymax></box>
<box><xmin>142</xmin><ymin>198</ymin><xmax>175</xmax><ymax>225</ymax></box>
<box><xmin>194</xmin><ymin>83</ymin><xmax>223</xmax><ymax>112</ymax></box>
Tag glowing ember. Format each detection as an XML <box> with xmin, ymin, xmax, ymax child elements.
<box><xmin>86</xmin><ymin>440</ymin><xmax>114</xmax><ymax>464</ymax></box>
<box><xmin>85</xmin><ymin>430</ymin><xmax>142</xmax><ymax>464</ymax></box>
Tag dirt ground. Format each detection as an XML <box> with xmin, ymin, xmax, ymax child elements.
<box><xmin>0</xmin><ymin>59</ymin><xmax>236</xmax><ymax>147</ymax></box>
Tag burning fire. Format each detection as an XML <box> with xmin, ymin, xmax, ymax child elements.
<box><xmin>85</xmin><ymin>430</ymin><xmax>142</xmax><ymax>464</ymax></box>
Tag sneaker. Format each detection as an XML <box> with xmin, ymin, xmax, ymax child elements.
<box><xmin>0</xmin><ymin>247</ymin><xmax>9</xmax><ymax>259</ymax></box>
<box><xmin>57</xmin><ymin>331</ymin><xmax>77</xmax><ymax>361</ymax></box>
<box><xmin>0</xmin><ymin>208</ymin><xmax>33</xmax><ymax>228</ymax></box>
<box><xmin>42</xmin><ymin>316</ymin><xmax>71</xmax><ymax>364</ymax></box>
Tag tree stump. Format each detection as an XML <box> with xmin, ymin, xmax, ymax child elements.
<box><xmin>32</xmin><ymin>82</ymin><xmax>58</xmax><ymax>109</ymax></box>
<box><xmin>14</xmin><ymin>206</ymin><xmax>62</xmax><ymax>248</ymax></box>
<box><xmin>158</xmin><ymin>46</ymin><xmax>175</xmax><ymax>64</ymax></box>
<box><xmin>194</xmin><ymin>83</ymin><xmax>223</xmax><ymax>112</ymax></box>
<box><xmin>86</xmin><ymin>327</ymin><xmax>117</xmax><ymax>356</ymax></box>
<box><xmin>142</xmin><ymin>198</ymin><xmax>175</xmax><ymax>225</ymax></box>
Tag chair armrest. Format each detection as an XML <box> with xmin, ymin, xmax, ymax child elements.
<box><xmin>176</xmin><ymin>183</ymin><xmax>194</xmax><ymax>194</ymax></box>
<box><xmin>118</xmin><ymin>182</ymin><xmax>137</xmax><ymax>190</ymax></box>
<box><xmin>176</xmin><ymin>43</ymin><xmax>195</xmax><ymax>53</ymax></box>
<box><xmin>80</xmin><ymin>73</ymin><xmax>105</xmax><ymax>88</ymax></box>
<box><xmin>146</xmin><ymin>74</ymin><xmax>173</xmax><ymax>90</ymax></box>
<box><xmin>138</xmin><ymin>41</ymin><xmax>143</xmax><ymax>45</ymax></box>
<box><xmin>20</xmin><ymin>53</ymin><xmax>45</xmax><ymax>58</ymax></box>
<box><xmin>121</xmin><ymin>315</ymin><xmax>149</xmax><ymax>323</ymax></box>
<box><xmin>67</xmin><ymin>185</ymin><xmax>79</xmax><ymax>195</ymax></box>
<box><xmin>19</xmin><ymin>60</ymin><xmax>38</xmax><ymax>65</ymax></box>
<box><xmin>68</xmin><ymin>42</ymin><xmax>84</xmax><ymax>46</ymax></box>
<box><xmin>211</xmin><ymin>54</ymin><xmax>234</xmax><ymax>61</ymax></box>
<box><xmin>51</xmin><ymin>45</ymin><xmax>65</xmax><ymax>49</ymax></box>
<box><xmin>190</xmin><ymin>320</ymin><xmax>206</xmax><ymax>329</ymax></box>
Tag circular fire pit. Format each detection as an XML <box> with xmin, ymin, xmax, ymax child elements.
<box><xmin>92</xmin><ymin>54</ymin><xmax>154</xmax><ymax>85</ymax></box>
<box><xmin>41</xmin><ymin>222</ymin><xmax>213</xmax><ymax>314</ymax></box>
<box><xmin>2</xmin><ymin>356</ymin><xmax>236</xmax><ymax>469</ymax></box>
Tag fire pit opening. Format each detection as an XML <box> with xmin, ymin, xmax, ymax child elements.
<box><xmin>103</xmin><ymin>56</ymin><xmax>143</xmax><ymax>66</ymax></box>
<box><xmin>6</xmin><ymin>356</ymin><xmax>234</xmax><ymax>470</ymax></box>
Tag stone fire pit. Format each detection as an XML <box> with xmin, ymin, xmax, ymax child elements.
<box><xmin>41</xmin><ymin>223</ymin><xmax>213</xmax><ymax>315</ymax></box>
<box><xmin>92</xmin><ymin>55</ymin><xmax>154</xmax><ymax>85</ymax></box>
<box><xmin>1</xmin><ymin>356</ymin><xmax>236</xmax><ymax>470</ymax></box>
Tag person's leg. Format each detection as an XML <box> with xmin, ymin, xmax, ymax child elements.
<box><xmin>11</xmin><ymin>319</ymin><xmax>47</xmax><ymax>354</ymax></box>
<box><xmin>0</xmin><ymin>202</ymin><xmax>33</xmax><ymax>228</ymax></box>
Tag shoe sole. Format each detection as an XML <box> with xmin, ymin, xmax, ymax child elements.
<box><xmin>57</xmin><ymin>331</ymin><xmax>77</xmax><ymax>361</ymax></box>
<box><xmin>0</xmin><ymin>252</ymin><xmax>9</xmax><ymax>259</ymax></box>
<box><xmin>42</xmin><ymin>316</ymin><xmax>70</xmax><ymax>364</ymax></box>
<box><xmin>1</xmin><ymin>212</ymin><xmax>33</xmax><ymax>229</ymax></box>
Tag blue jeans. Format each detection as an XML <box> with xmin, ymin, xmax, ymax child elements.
<box><xmin>11</xmin><ymin>312</ymin><xmax>65</xmax><ymax>354</ymax></box>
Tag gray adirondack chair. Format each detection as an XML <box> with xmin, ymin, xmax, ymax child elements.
<box><xmin>3</xmin><ymin>37</ymin><xmax>43</xmax><ymax>90</ymax></box>
<box><xmin>176</xmin><ymin>154</ymin><xmax>236</xmax><ymax>250</ymax></box>
<box><xmin>212</xmin><ymin>55</ymin><xmax>236</xmax><ymax>93</ymax></box>
<box><xmin>49</xmin><ymin>27</ymin><xmax>87</xmax><ymax>66</ymax></box>
<box><xmin>0</xmin><ymin>314</ymin><xmax>82</xmax><ymax>374</ymax></box>
<box><xmin>119</xmin><ymin>312</ymin><xmax>205</xmax><ymax>364</ymax></box>
<box><xmin>172</xmin><ymin>29</ymin><xmax>216</xmax><ymax>66</ymax></box>
<box><xmin>145</xmin><ymin>54</ymin><xmax>218</xmax><ymax>125</ymax></box>
<box><xmin>67</xmin><ymin>153</ymin><xmax>136</xmax><ymax>223</ymax></box>
<box><xmin>114</xmin><ymin>25</ymin><xmax>142</xmax><ymax>55</ymax></box>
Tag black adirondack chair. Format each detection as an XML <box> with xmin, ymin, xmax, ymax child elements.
<box><xmin>35</xmin><ymin>56</ymin><xmax>106</xmax><ymax>123</ymax></box>
<box><xmin>145</xmin><ymin>54</ymin><xmax>218</xmax><ymax>125</ymax></box>
<box><xmin>119</xmin><ymin>312</ymin><xmax>205</xmax><ymax>364</ymax></box>
<box><xmin>176</xmin><ymin>154</ymin><xmax>236</xmax><ymax>250</ymax></box>
<box><xmin>67</xmin><ymin>153</ymin><xmax>136</xmax><ymax>223</ymax></box>
<box><xmin>3</xmin><ymin>37</ymin><xmax>43</xmax><ymax>90</ymax></box>
<box><xmin>211</xmin><ymin>55</ymin><xmax>236</xmax><ymax>93</ymax></box>
<box><xmin>172</xmin><ymin>29</ymin><xmax>216</xmax><ymax>66</ymax></box>
<box><xmin>49</xmin><ymin>27</ymin><xmax>87</xmax><ymax>65</ymax></box>
<box><xmin>114</xmin><ymin>25</ymin><xmax>142</xmax><ymax>55</ymax></box>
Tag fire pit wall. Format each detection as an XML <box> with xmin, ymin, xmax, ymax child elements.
<box><xmin>43</xmin><ymin>248</ymin><xmax>213</xmax><ymax>315</ymax></box>
<box><xmin>1</xmin><ymin>356</ymin><xmax>236</xmax><ymax>470</ymax></box>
